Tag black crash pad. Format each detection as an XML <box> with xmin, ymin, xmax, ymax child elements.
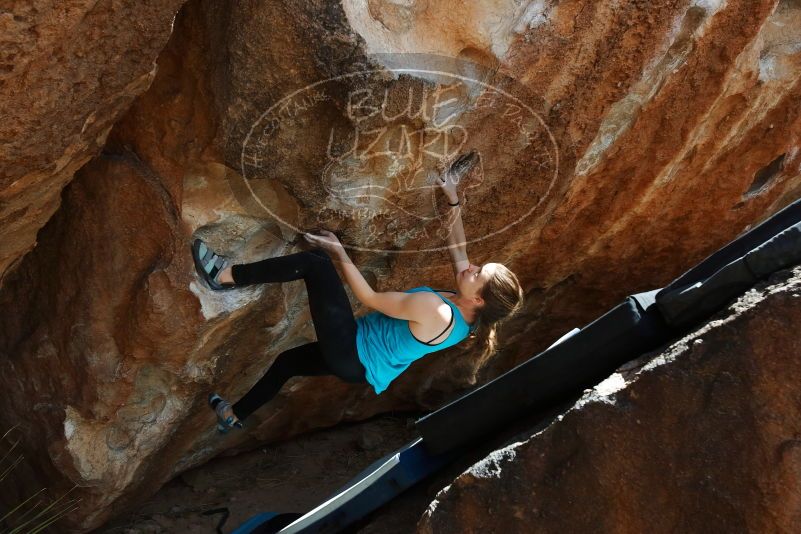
<box><xmin>415</xmin><ymin>289</ymin><xmax>670</xmax><ymax>455</ymax></box>
<box><xmin>657</xmin><ymin>198</ymin><xmax>801</xmax><ymax>328</ymax></box>
<box><xmin>659</xmin><ymin>198</ymin><xmax>801</xmax><ymax>295</ymax></box>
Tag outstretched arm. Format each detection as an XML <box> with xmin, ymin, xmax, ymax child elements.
<box><xmin>303</xmin><ymin>230</ymin><xmax>376</xmax><ymax>308</ymax></box>
<box><xmin>332</xmin><ymin>246</ymin><xmax>439</xmax><ymax>322</ymax></box>
<box><xmin>304</xmin><ymin>232</ymin><xmax>444</xmax><ymax>322</ymax></box>
<box><xmin>435</xmin><ymin>160</ymin><xmax>472</xmax><ymax>278</ymax></box>
<box><xmin>444</xmin><ymin>200</ymin><xmax>470</xmax><ymax>278</ymax></box>
<box><xmin>333</xmin><ymin>247</ymin><xmax>377</xmax><ymax>308</ymax></box>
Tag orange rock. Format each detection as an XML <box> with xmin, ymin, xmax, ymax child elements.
<box><xmin>0</xmin><ymin>0</ymin><xmax>187</xmax><ymax>288</ymax></box>
<box><xmin>1</xmin><ymin>0</ymin><xmax>800</xmax><ymax>530</ymax></box>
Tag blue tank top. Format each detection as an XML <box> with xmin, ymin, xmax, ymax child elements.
<box><xmin>355</xmin><ymin>286</ymin><xmax>476</xmax><ymax>395</ymax></box>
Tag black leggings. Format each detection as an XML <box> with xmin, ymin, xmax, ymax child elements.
<box><xmin>229</xmin><ymin>248</ymin><xmax>367</xmax><ymax>421</ymax></box>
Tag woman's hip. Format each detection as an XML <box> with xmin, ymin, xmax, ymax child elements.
<box><xmin>320</xmin><ymin>332</ymin><xmax>367</xmax><ymax>384</ymax></box>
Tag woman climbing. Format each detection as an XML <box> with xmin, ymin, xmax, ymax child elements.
<box><xmin>192</xmin><ymin>152</ymin><xmax>525</xmax><ymax>433</ymax></box>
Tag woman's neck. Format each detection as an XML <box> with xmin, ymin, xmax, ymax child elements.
<box><xmin>449</xmin><ymin>292</ymin><xmax>478</xmax><ymax>325</ymax></box>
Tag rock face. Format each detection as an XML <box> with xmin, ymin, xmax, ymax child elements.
<box><xmin>0</xmin><ymin>0</ymin><xmax>186</xmax><ymax>287</ymax></box>
<box><xmin>418</xmin><ymin>266</ymin><xmax>801</xmax><ymax>533</ymax></box>
<box><xmin>1</xmin><ymin>0</ymin><xmax>801</xmax><ymax>531</ymax></box>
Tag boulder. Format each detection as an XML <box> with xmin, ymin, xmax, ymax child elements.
<box><xmin>0</xmin><ymin>0</ymin><xmax>186</xmax><ymax>287</ymax></box>
<box><xmin>1</xmin><ymin>0</ymin><xmax>801</xmax><ymax>530</ymax></box>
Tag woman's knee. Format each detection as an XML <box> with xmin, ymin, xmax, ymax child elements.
<box><xmin>304</xmin><ymin>249</ymin><xmax>338</xmax><ymax>278</ymax></box>
<box><xmin>308</xmin><ymin>248</ymin><xmax>333</xmax><ymax>264</ymax></box>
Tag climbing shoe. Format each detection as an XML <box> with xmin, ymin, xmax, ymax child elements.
<box><xmin>208</xmin><ymin>393</ymin><xmax>243</xmax><ymax>434</ymax></box>
<box><xmin>192</xmin><ymin>238</ymin><xmax>236</xmax><ymax>291</ymax></box>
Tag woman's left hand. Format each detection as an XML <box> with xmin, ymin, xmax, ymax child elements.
<box><xmin>303</xmin><ymin>229</ymin><xmax>346</xmax><ymax>258</ymax></box>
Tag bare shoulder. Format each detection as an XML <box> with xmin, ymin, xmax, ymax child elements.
<box><xmin>369</xmin><ymin>290</ymin><xmax>447</xmax><ymax>322</ymax></box>
<box><xmin>409</xmin><ymin>291</ymin><xmax>446</xmax><ymax>312</ymax></box>
<box><xmin>408</xmin><ymin>291</ymin><xmax>452</xmax><ymax>325</ymax></box>
<box><xmin>407</xmin><ymin>291</ymin><xmax>456</xmax><ymax>342</ymax></box>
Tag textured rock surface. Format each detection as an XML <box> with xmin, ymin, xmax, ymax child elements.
<box><xmin>418</xmin><ymin>266</ymin><xmax>801</xmax><ymax>533</ymax></box>
<box><xmin>0</xmin><ymin>0</ymin><xmax>186</xmax><ymax>287</ymax></box>
<box><xmin>1</xmin><ymin>0</ymin><xmax>801</xmax><ymax>531</ymax></box>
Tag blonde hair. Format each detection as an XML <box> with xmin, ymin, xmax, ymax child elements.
<box><xmin>461</xmin><ymin>263</ymin><xmax>524</xmax><ymax>383</ymax></box>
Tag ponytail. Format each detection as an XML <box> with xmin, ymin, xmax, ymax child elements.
<box><xmin>460</xmin><ymin>263</ymin><xmax>523</xmax><ymax>384</ymax></box>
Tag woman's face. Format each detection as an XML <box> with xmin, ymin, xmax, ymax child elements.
<box><xmin>458</xmin><ymin>262</ymin><xmax>496</xmax><ymax>301</ymax></box>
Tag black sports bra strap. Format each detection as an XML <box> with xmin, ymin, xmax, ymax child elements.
<box><xmin>424</xmin><ymin>307</ymin><xmax>454</xmax><ymax>344</ymax></box>
<box><xmin>429</xmin><ymin>287</ymin><xmax>478</xmax><ymax>333</ymax></box>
